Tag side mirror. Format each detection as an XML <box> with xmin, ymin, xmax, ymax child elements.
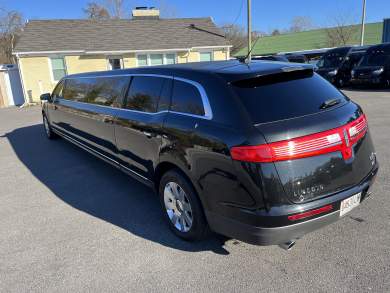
<box><xmin>40</xmin><ymin>93</ymin><xmax>51</xmax><ymax>102</ymax></box>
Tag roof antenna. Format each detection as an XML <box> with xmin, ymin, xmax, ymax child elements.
<box><xmin>242</xmin><ymin>36</ymin><xmax>260</xmax><ymax>64</ymax></box>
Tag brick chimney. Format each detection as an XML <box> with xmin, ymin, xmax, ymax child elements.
<box><xmin>132</xmin><ymin>7</ymin><xmax>160</xmax><ymax>19</ymax></box>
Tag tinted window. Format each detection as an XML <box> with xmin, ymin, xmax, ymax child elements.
<box><xmin>63</xmin><ymin>79</ymin><xmax>85</xmax><ymax>102</ymax></box>
<box><xmin>157</xmin><ymin>78</ymin><xmax>172</xmax><ymax>112</ymax></box>
<box><xmin>83</xmin><ymin>77</ymin><xmax>127</xmax><ymax>107</ymax></box>
<box><xmin>171</xmin><ymin>80</ymin><xmax>205</xmax><ymax>116</ymax></box>
<box><xmin>125</xmin><ymin>76</ymin><xmax>165</xmax><ymax>113</ymax></box>
<box><xmin>233</xmin><ymin>72</ymin><xmax>348</xmax><ymax>124</ymax></box>
<box><xmin>359</xmin><ymin>49</ymin><xmax>390</xmax><ymax>66</ymax></box>
<box><xmin>52</xmin><ymin>80</ymin><xmax>64</xmax><ymax>99</ymax></box>
<box><xmin>63</xmin><ymin>77</ymin><xmax>127</xmax><ymax>107</ymax></box>
<box><xmin>317</xmin><ymin>48</ymin><xmax>350</xmax><ymax>68</ymax></box>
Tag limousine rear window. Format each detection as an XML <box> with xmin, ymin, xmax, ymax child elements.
<box><xmin>63</xmin><ymin>76</ymin><xmax>128</xmax><ymax>107</ymax></box>
<box><xmin>232</xmin><ymin>72</ymin><xmax>348</xmax><ymax>124</ymax></box>
<box><xmin>125</xmin><ymin>76</ymin><xmax>167</xmax><ymax>113</ymax></box>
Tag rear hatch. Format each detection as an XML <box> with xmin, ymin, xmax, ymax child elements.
<box><xmin>231</xmin><ymin>68</ymin><xmax>376</xmax><ymax>203</ymax></box>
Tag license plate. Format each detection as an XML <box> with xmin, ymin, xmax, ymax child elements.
<box><xmin>340</xmin><ymin>192</ymin><xmax>361</xmax><ymax>217</ymax></box>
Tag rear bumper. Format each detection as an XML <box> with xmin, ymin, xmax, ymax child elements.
<box><xmin>206</xmin><ymin>164</ymin><xmax>378</xmax><ymax>245</ymax></box>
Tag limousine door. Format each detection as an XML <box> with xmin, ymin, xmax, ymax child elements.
<box><xmin>46</xmin><ymin>80</ymin><xmax>67</xmax><ymax>129</ymax></box>
<box><xmin>114</xmin><ymin>76</ymin><xmax>172</xmax><ymax>180</ymax></box>
<box><xmin>57</xmin><ymin>76</ymin><xmax>129</xmax><ymax>161</ymax></box>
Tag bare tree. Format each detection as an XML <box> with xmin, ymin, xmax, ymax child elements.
<box><xmin>83</xmin><ymin>0</ymin><xmax>128</xmax><ymax>19</ymax></box>
<box><xmin>105</xmin><ymin>0</ymin><xmax>126</xmax><ymax>19</ymax></box>
<box><xmin>84</xmin><ymin>2</ymin><xmax>110</xmax><ymax>19</ymax></box>
<box><xmin>326</xmin><ymin>14</ymin><xmax>359</xmax><ymax>47</ymax></box>
<box><xmin>289</xmin><ymin>16</ymin><xmax>313</xmax><ymax>32</ymax></box>
<box><xmin>0</xmin><ymin>9</ymin><xmax>23</xmax><ymax>64</ymax></box>
<box><xmin>220</xmin><ymin>24</ymin><xmax>247</xmax><ymax>55</ymax></box>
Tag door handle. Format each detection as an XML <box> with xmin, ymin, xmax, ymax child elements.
<box><xmin>102</xmin><ymin>115</ymin><xmax>114</xmax><ymax>124</ymax></box>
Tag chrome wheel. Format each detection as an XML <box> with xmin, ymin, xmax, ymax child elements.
<box><xmin>164</xmin><ymin>181</ymin><xmax>193</xmax><ymax>232</ymax></box>
<box><xmin>43</xmin><ymin>116</ymin><xmax>50</xmax><ymax>137</ymax></box>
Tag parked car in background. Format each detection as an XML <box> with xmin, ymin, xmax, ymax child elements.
<box><xmin>316</xmin><ymin>46</ymin><xmax>369</xmax><ymax>87</ymax></box>
<box><xmin>40</xmin><ymin>61</ymin><xmax>378</xmax><ymax>249</ymax></box>
<box><xmin>351</xmin><ymin>43</ymin><xmax>390</xmax><ymax>87</ymax></box>
<box><xmin>252</xmin><ymin>55</ymin><xmax>289</xmax><ymax>62</ymax></box>
<box><xmin>283</xmin><ymin>53</ymin><xmax>308</xmax><ymax>63</ymax></box>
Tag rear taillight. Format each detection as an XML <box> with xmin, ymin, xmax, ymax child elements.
<box><xmin>231</xmin><ymin>114</ymin><xmax>367</xmax><ymax>163</ymax></box>
<box><xmin>287</xmin><ymin>204</ymin><xmax>333</xmax><ymax>221</ymax></box>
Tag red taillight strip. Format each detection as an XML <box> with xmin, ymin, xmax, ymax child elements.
<box><xmin>287</xmin><ymin>204</ymin><xmax>333</xmax><ymax>221</ymax></box>
<box><xmin>231</xmin><ymin>114</ymin><xmax>367</xmax><ymax>163</ymax></box>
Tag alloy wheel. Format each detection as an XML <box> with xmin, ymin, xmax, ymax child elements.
<box><xmin>163</xmin><ymin>181</ymin><xmax>193</xmax><ymax>232</ymax></box>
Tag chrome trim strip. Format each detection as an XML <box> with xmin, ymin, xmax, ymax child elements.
<box><xmin>60</xmin><ymin>73</ymin><xmax>213</xmax><ymax>120</ymax></box>
<box><xmin>63</xmin><ymin>73</ymin><xmax>174</xmax><ymax>80</ymax></box>
<box><xmin>119</xmin><ymin>164</ymin><xmax>150</xmax><ymax>181</ymax></box>
<box><xmin>52</xmin><ymin>128</ymin><xmax>151</xmax><ymax>182</ymax></box>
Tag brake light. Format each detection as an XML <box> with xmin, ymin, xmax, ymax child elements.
<box><xmin>288</xmin><ymin>204</ymin><xmax>333</xmax><ymax>221</ymax></box>
<box><xmin>231</xmin><ymin>114</ymin><xmax>367</xmax><ymax>163</ymax></box>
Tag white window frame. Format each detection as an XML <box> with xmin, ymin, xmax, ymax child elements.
<box><xmin>48</xmin><ymin>56</ymin><xmax>67</xmax><ymax>83</ymax></box>
<box><xmin>135</xmin><ymin>52</ymin><xmax>177</xmax><ymax>67</ymax></box>
<box><xmin>107</xmin><ymin>56</ymin><xmax>124</xmax><ymax>70</ymax></box>
<box><xmin>198</xmin><ymin>50</ymin><xmax>214</xmax><ymax>62</ymax></box>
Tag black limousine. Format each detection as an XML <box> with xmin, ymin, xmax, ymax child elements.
<box><xmin>41</xmin><ymin>60</ymin><xmax>378</xmax><ymax>249</ymax></box>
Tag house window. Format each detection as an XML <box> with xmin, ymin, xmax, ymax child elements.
<box><xmin>200</xmin><ymin>52</ymin><xmax>213</xmax><ymax>62</ymax></box>
<box><xmin>108</xmin><ymin>57</ymin><xmax>123</xmax><ymax>70</ymax></box>
<box><xmin>50</xmin><ymin>57</ymin><xmax>67</xmax><ymax>81</ymax></box>
<box><xmin>136</xmin><ymin>53</ymin><xmax>177</xmax><ymax>67</ymax></box>
<box><xmin>137</xmin><ymin>54</ymin><xmax>148</xmax><ymax>66</ymax></box>
<box><xmin>150</xmin><ymin>54</ymin><xmax>164</xmax><ymax>66</ymax></box>
<box><xmin>165</xmin><ymin>54</ymin><xmax>176</xmax><ymax>65</ymax></box>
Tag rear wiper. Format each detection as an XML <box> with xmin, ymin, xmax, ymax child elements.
<box><xmin>320</xmin><ymin>98</ymin><xmax>342</xmax><ymax>110</ymax></box>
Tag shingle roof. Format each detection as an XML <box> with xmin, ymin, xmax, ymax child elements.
<box><xmin>14</xmin><ymin>17</ymin><xmax>230</xmax><ymax>53</ymax></box>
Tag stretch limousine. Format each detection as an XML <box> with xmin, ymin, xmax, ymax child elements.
<box><xmin>41</xmin><ymin>61</ymin><xmax>378</xmax><ymax>249</ymax></box>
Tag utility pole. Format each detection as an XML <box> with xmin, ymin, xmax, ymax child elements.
<box><xmin>247</xmin><ymin>0</ymin><xmax>252</xmax><ymax>62</ymax></box>
<box><xmin>360</xmin><ymin>0</ymin><xmax>367</xmax><ymax>46</ymax></box>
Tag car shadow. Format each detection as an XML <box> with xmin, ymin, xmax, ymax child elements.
<box><xmin>3</xmin><ymin>124</ymin><xmax>230</xmax><ymax>254</ymax></box>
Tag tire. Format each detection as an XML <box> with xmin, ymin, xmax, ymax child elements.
<box><xmin>159</xmin><ymin>169</ymin><xmax>209</xmax><ymax>241</ymax></box>
<box><xmin>43</xmin><ymin>114</ymin><xmax>58</xmax><ymax>140</ymax></box>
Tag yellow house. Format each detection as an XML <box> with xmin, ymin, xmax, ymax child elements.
<box><xmin>13</xmin><ymin>8</ymin><xmax>231</xmax><ymax>103</ymax></box>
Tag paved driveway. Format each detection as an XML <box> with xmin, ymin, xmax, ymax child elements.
<box><xmin>0</xmin><ymin>89</ymin><xmax>389</xmax><ymax>292</ymax></box>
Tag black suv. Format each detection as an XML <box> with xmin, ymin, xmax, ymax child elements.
<box><xmin>41</xmin><ymin>60</ymin><xmax>378</xmax><ymax>248</ymax></box>
<box><xmin>351</xmin><ymin>43</ymin><xmax>390</xmax><ymax>87</ymax></box>
<box><xmin>316</xmin><ymin>46</ymin><xmax>369</xmax><ymax>87</ymax></box>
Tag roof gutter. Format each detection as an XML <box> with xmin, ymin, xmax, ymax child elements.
<box><xmin>13</xmin><ymin>46</ymin><xmax>232</xmax><ymax>56</ymax></box>
<box><xmin>13</xmin><ymin>50</ymin><xmax>85</xmax><ymax>56</ymax></box>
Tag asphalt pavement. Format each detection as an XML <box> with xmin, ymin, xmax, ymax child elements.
<box><xmin>0</xmin><ymin>89</ymin><xmax>389</xmax><ymax>292</ymax></box>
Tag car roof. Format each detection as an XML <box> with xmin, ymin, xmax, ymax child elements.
<box><xmin>66</xmin><ymin>60</ymin><xmax>313</xmax><ymax>83</ymax></box>
<box><xmin>366</xmin><ymin>42</ymin><xmax>390</xmax><ymax>53</ymax></box>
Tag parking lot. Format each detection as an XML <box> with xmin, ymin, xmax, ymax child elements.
<box><xmin>0</xmin><ymin>89</ymin><xmax>389</xmax><ymax>292</ymax></box>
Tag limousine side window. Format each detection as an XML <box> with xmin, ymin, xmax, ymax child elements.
<box><xmin>171</xmin><ymin>80</ymin><xmax>205</xmax><ymax>116</ymax></box>
<box><xmin>63</xmin><ymin>79</ymin><xmax>86</xmax><ymax>102</ymax></box>
<box><xmin>125</xmin><ymin>76</ymin><xmax>165</xmax><ymax>113</ymax></box>
<box><xmin>63</xmin><ymin>77</ymin><xmax>128</xmax><ymax>107</ymax></box>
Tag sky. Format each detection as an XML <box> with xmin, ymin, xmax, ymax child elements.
<box><xmin>2</xmin><ymin>0</ymin><xmax>390</xmax><ymax>33</ymax></box>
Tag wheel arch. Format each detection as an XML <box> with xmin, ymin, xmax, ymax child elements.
<box><xmin>154</xmin><ymin>160</ymin><xmax>208</xmax><ymax>210</ymax></box>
